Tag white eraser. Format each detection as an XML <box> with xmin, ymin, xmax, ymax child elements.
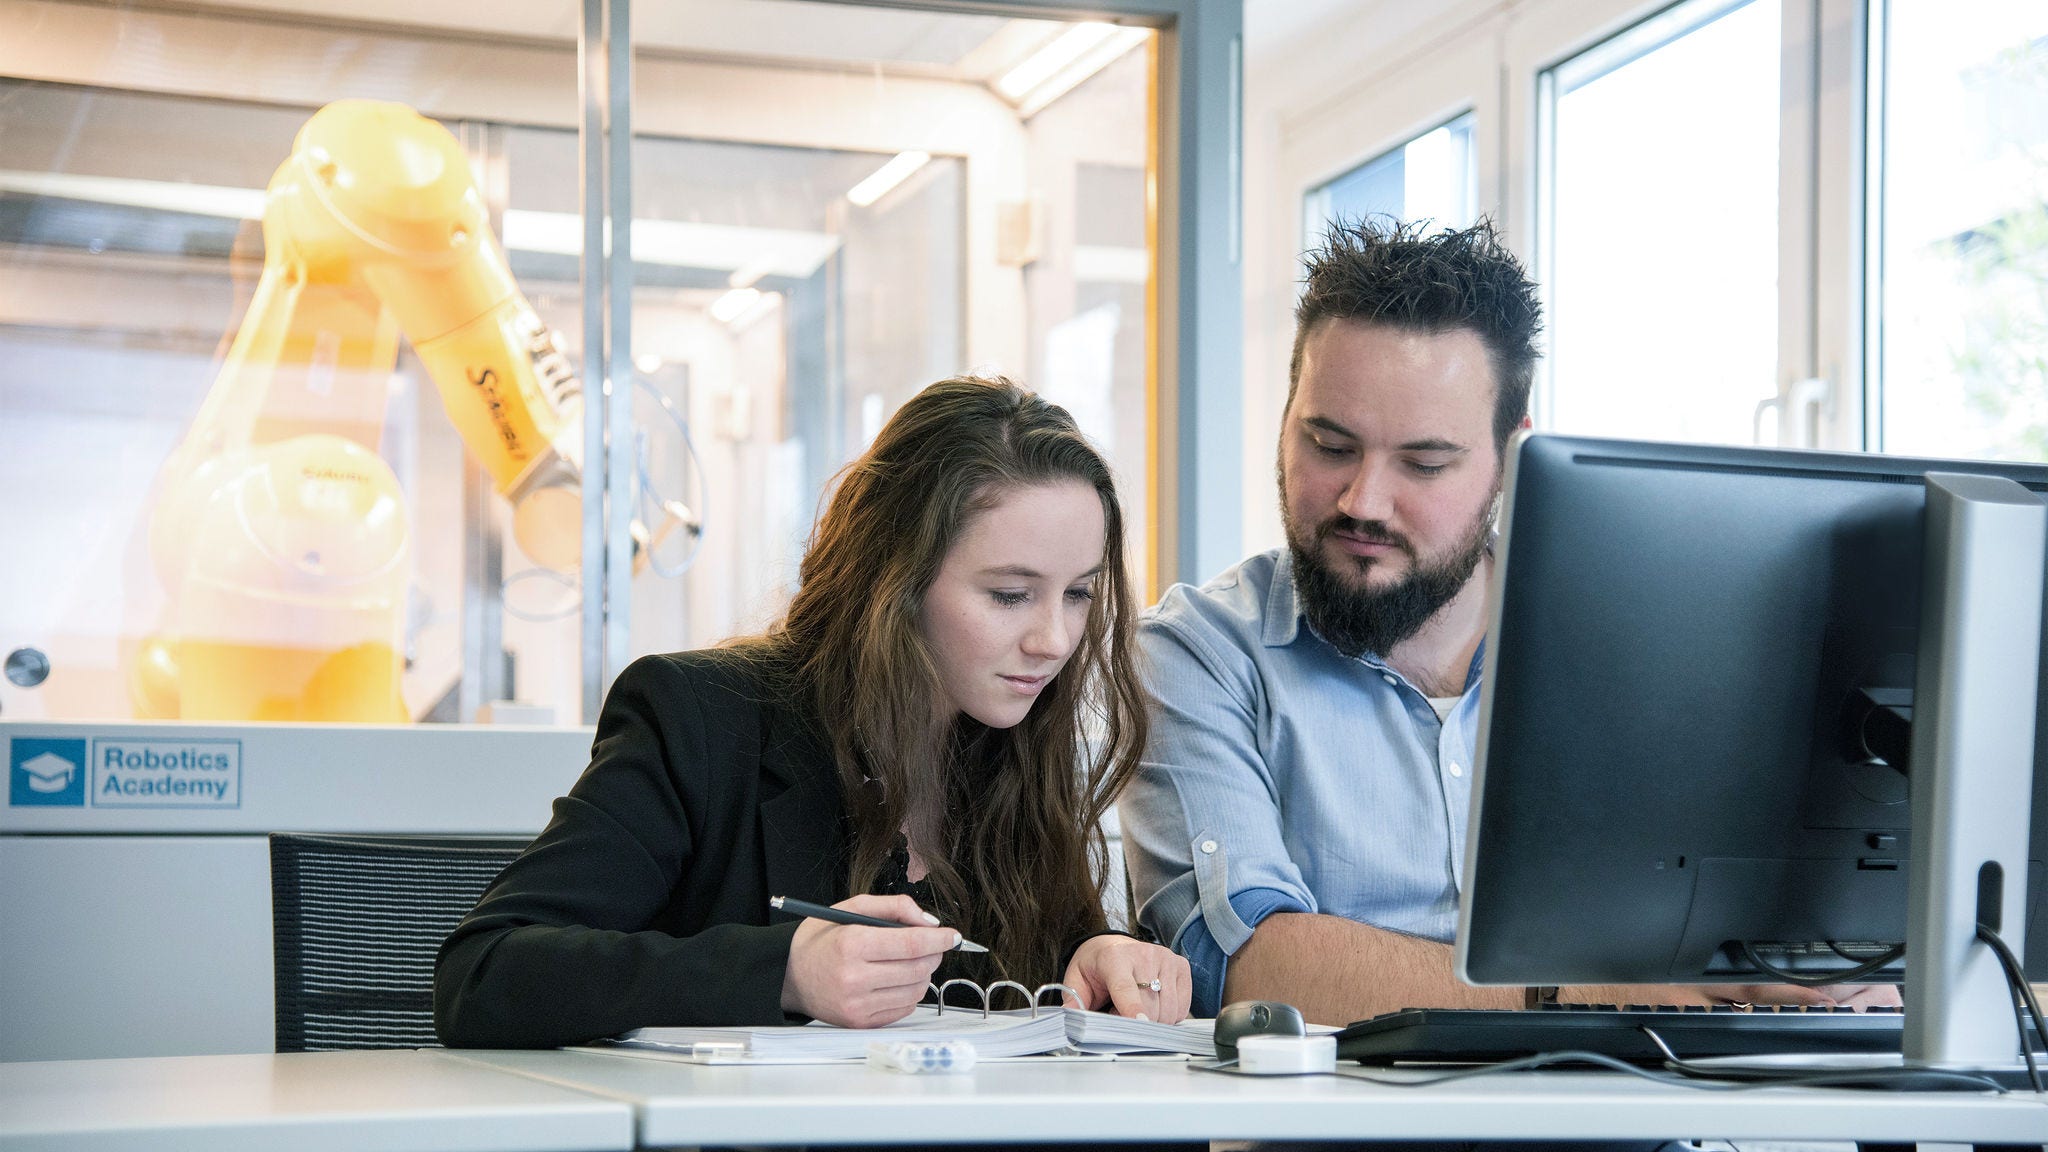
<box><xmin>865</xmin><ymin>1040</ymin><xmax>977</xmax><ymax>1074</ymax></box>
<box><xmin>1235</xmin><ymin>1033</ymin><xmax>1337</xmax><ymax>1075</ymax></box>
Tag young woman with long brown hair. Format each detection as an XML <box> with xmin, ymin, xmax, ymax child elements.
<box><xmin>435</xmin><ymin>376</ymin><xmax>1190</xmax><ymax>1046</ymax></box>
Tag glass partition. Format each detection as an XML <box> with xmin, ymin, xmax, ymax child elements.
<box><xmin>0</xmin><ymin>0</ymin><xmax>1165</xmax><ymax>723</ymax></box>
<box><xmin>1022</xmin><ymin>41</ymin><xmax>1155</xmax><ymax>606</ymax></box>
<box><xmin>621</xmin><ymin>0</ymin><xmax>1159</xmax><ymax>649</ymax></box>
<box><xmin>0</xmin><ymin>3</ymin><xmax>586</xmax><ymax>726</ymax></box>
<box><xmin>497</xmin><ymin>125</ymin><xmax>968</xmax><ymax>657</ymax></box>
<box><xmin>1</xmin><ymin>83</ymin><xmax>303</xmax><ymax>722</ymax></box>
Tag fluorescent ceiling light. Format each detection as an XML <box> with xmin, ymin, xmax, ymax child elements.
<box><xmin>710</xmin><ymin>287</ymin><xmax>782</xmax><ymax>330</ymax></box>
<box><xmin>0</xmin><ymin>171</ymin><xmax>847</xmax><ymax>281</ymax></box>
<box><xmin>1012</xmin><ymin>26</ymin><xmax>1149</xmax><ymax>118</ymax></box>
<box><xmin>0</xmin><ymin>170</ymin><xmax>264</xmax><ymax>219</ymax></box>
<box><xmin>996</xmin><ymin>22</ymin><xmax>1120</xmax><ymax>99</ymax></box>
<box><xmin>502</xmin><ymin>211</ymin><xmax>841</xmax><ymax>278</ymax></box>
<box><xmin>845</xmin><ymin>151</ymin><xmax>932</xmax><ymax>209</ymax></box>
<box><xmin>729</xmin><ymin>290</ymin><xmax>783</xmax><ymax>330</ymax></box>
<box><xmin>709</xmin><ymin>287</ymin><xmax>762</xmax><ymax>323</ymax></box>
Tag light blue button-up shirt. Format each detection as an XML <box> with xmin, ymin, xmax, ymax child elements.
<box><xmin>1119</xmin><ymin>548</ymin><xmax>1483</xmax><ymax>1016</ymax></box>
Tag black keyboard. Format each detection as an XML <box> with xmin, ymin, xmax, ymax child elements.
<box><xmin>1337</xmin><ymin>1004</ymin><xmax>1944</xmax><ymax>1065</ymax></box>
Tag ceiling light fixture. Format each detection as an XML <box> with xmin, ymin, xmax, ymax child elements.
<box><xmin>845</xmin><ymin>151</ymin><xmax>932</xmax><ymax>209</ymax></box>
<box><xmin>709</xmin><ymin>287</ymin><xmax>762</xmax><ymax>323</ymax></box>
<box><xmin>996</xmin><ymin>23</ymin><xmax>1119</xmax><ymax>100</ymax></box>
<box><xmin>1010</xmin><ymin>25</ymin><xmax>1150</xmax><ymax>118</ymax></box>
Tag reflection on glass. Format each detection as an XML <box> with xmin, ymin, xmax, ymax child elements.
<box><xmin>495</xmin><ymin>127</ymin><xmax>971</xmax><ymax>663</ymax></box>
<box><xmin>1876</xmin><ymin>3</ymin><xmax>2048</xmax><ymax>461</ymax></box>
<box><xmin>0</xmin><ymin>79</ymin><xmax>584</xmax><ymax>725</ymax></box>
<box><xmin>1024</xmin><ymin>44</ymin><xmax>1154</xmax><ymax>603</ymax></box>
<box><xmin>0</xmin><ymin>2</ymin><xmax>1161</xmax><ymax>723</ymax></box>
<box><xmin>1545</xmin><ymin>0</ymin><xmax>1780</xmax><ymax>445</ymax></box>
<box><xmin>605</xmin><ymin>17</ymin><xmax>1155</xmax><ymax>651</ymax></box>
<box><xmin>1305</xmin><ymin>112</ymin><xmax>1478</xmax><ymax>242</ymax></box>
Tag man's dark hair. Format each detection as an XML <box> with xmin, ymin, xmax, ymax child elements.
<box><xmin>1289</xmin><ymin>217</ymin><xmax>1543</xmax><ymax>451</ymax></box>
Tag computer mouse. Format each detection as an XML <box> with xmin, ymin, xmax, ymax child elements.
<box><xmin>1212</xmin><ymin>999</ymin><xmax>1307</xmax><ymax>1060</ymax></box>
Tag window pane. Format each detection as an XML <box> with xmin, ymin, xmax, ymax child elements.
<box><xmin>1305</xmin><ymin>113</ymin><xmax>1478</xmax><ymax>243</ymax></box>
<box><xmin>1545</xmin><ymin>0</ymin><xmax>1780</xmax><ymax>445</ymax></box>
<box><xmin>1875</xmin><ymin>3</ymin><xmax>2048</xmax><ymax>461</ymax></box>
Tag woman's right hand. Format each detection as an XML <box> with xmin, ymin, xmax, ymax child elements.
<box><xmin>778</xmin><ymin>894</ymin><xmax>959</xmax><ymax>1028</ymax></box>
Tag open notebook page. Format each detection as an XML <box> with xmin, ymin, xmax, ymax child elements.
<box><xmin>611</xmin><ymin>1005</ymin><xmax>1068</xmax><ymax>1059</ymax></box>
<box><xmin>607</xmin><ymin>1006</ymin><xmax>1218</xmax><ymax>1059</ymax></box>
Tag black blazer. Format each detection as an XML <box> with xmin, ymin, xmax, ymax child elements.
<box><xmin>435</xmin><ymin>648</ymin><xmax>855</xmax><ymax>1048</ymax></box>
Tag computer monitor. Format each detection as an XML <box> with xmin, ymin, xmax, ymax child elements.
<box><xmin>1455</xmin><ymin>435</ymin><xmax>2047</xmax><ymax>1011</ymax></box>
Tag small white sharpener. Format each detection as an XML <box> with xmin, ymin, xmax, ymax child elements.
<box><xmin>1235</xmin><ymin>1033</ymin><xmax>1336</xmax><ymax>1075</ymax></box>
<box><xmin>865</xmin><ymin>1039</ymin><xmax>977</xmax><ymax>1074</ymax></box>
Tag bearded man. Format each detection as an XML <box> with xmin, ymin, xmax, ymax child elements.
<box><xmin>1120</xmin><ymin>219</ymin><xmax>1893</xmax><ymax>1026</ymax></box>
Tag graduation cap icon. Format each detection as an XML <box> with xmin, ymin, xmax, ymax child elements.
<box><xmin>20</xmin><ymin>751</ymin><xmax>77</xmax><ymax>794</ymax></box>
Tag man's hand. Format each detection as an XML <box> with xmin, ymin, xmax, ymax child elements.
<box><xmin>1061</xmin><ymin>934</ymin><xmax>1193</xmax><ymax>1023</ymax></box>
<box><xmin>778</xmin><ymin>894</ymin><xmax>958</xmax><ymax>1028</ymax></box>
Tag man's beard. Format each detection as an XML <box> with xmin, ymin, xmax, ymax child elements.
<box><xmin>1283</xmin><ymin>491</ymin><xmax>1497</xmax><ymax>662</ymax></box>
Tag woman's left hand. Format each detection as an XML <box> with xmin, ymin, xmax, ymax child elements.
<box><xmin>1061</xmin><ymin>935</ymin><xmax>1192</xmax><ymax>1023</ymax></box>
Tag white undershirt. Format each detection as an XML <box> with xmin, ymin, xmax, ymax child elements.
<box><xmin>1426</xmin><ymin>694</ymin><xmax>1461</xmax><ymax>722</ymax></box>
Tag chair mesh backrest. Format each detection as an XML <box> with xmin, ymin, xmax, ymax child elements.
<box><xmin>271</xmin><ymin>833</ymin><xmax>526</xmax><ymax>1051</ymax></box>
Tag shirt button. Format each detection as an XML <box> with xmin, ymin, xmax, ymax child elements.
<box><xmin>1200</xmin><ymin>839</ymin><xmax>1218</xmax><ymax>854</ymax></box>
<box><xmin>1447</xmin><ymin>762</ymin><xmax>1464</xmax><ymax>778</ymax></box>
<box><xmin>1381</xmin><ymin>673</ymin><xmax>1397</xmax><ymax>686</ymax></box>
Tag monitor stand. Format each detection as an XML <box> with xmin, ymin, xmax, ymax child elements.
<box><xmin>1900</xmin><ymin>472</ymin><xmax>2044</xmax><ymax>1072</ymax></box>
<box><xmin>1698</xmin><ymin>473</ymin><xmax>2043</xmax><ymax>1083</ymax></box>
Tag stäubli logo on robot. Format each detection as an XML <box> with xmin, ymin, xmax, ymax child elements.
<box><xmin>95</xmin><ymin>739</ymin><xmax>241</xmax><ymax>807</ymax></box>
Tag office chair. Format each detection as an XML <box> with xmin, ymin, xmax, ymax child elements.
<box><xmin>270</xmin><ymin>832</ymin><xmax>526</xmax><ymax>1051</ymax></box>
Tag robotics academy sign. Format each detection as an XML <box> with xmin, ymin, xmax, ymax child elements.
<box><xmin>9</xmin><ymin>737</ymin><xmax>242</xmax><ymax>809</ymax></box>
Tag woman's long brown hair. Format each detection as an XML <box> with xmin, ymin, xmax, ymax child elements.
<box><xmin>736</xmin><ymin>376</ymin><xmax>1147</xmax><ymax>988</ymax></box>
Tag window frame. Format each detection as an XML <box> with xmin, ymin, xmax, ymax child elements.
<box><xmin>1258</xmin><ymin>0</ymin><xmax>1874</xmax><ymax>510</ymax></box>
<box><xmin>1302</xmin><ymin>108</ymin><xmax>1481</xmax><ymax>250</ymax></box>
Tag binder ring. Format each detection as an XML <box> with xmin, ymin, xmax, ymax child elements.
<box><xmin>934</xmin><ymin>978</ymin><xmax>991</xmax><ymax>1018</ymax></box>
<box><xmin>985</xmin><ymin>980</ymin><xmax>1033</xmax><ymax>1013</ymax></box>
<box><xmin>1033</xmin><ymin>983</ymin><xmax>1078</xmax><ymax>1015</ymax></box>
<box><xmin>990</xmin><ymin>980</ymin><xmax>1080</xmax><ymax>1017</ymax></box>
<box><xmin>926</xmin><ymin>979</ymin><xmax>1080</xmax><ymax>1018</ymax></box>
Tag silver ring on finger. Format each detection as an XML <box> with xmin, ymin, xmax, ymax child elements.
<box><xmin>1147</xmin><ymin>978</ymin><xmax>1162</xmax><ymax>993</ymax></box>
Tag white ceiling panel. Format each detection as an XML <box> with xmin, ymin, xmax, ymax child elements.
<box><xmin>167</xmin><ymin>0</ymin><xmax>1067</xmax><ymax>78</ymax></box>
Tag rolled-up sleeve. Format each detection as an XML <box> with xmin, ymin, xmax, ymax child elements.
<box><xmin>1119</xmin><ymin>594</ymin><xmax>1316</xmax><ymax>1016</ymax></box>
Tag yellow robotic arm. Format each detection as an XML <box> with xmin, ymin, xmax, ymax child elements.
<box><xmin>136</xmin><ymin>100</ymin><xmax>587</xmax><ymax>722</ymax></box>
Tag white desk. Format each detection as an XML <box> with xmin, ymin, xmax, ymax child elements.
<box><xmin>450</xmin><ymin>1049</ymin><xmax>2048</xmax><ymax>1147</ymax></box>
<box><xmin>0</xmin><ymin>1050</ymin><xmax>634</xmax><ymax>1152</ymax></box>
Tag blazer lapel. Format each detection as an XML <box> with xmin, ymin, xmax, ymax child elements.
<box><xmin>758</xmin><ymin>702</ymin><xmax>846</xmax><ymax>908</ymax></box>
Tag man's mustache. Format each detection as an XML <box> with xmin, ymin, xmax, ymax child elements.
<box><xmin>1316</xmin><ymin>517</ymin><xmax>1412</xmax><ymax>554</ymax></box>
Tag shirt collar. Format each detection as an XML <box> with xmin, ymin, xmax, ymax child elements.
<box><xmin>1265</xmin><ymin>551</ymin><xmax>1393</xmax><ymax>672</ymax></box>
<box><xmin>1266</xmin><ymin>547</ymin><xmax>1491</xmax><ymax>691</ymax></box>
<box><xmin>1262</xmin><ymin>550</ymin><xmax>1304</xmax><ymax>648</ymax></box>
